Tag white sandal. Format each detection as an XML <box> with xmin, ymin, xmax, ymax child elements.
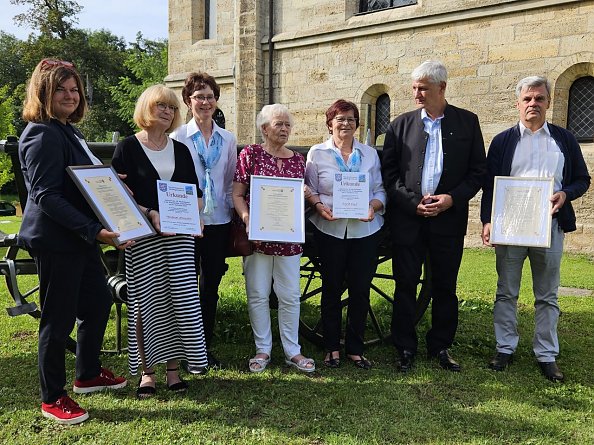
<box><xmin>285</xmin><ymin>356</ymin><xmax>316</xmax><ymax>373</ymax></box>
<box><xmin>248</xmin><ymin>356</ymin><xmax>270</xmax><ymax>373</ymax></box>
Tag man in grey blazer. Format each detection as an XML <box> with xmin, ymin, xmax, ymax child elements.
<box><xmin>382</xmin><ymin>60</ymin><xmax>486</xmax><ymax>372</ymax></box>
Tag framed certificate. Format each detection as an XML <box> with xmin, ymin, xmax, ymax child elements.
<box><xmin>67</xmin><ymin>165</ymin><xmax>156</xmax><ymax>244</ymax></box>
<box><xmin>248</xmin><ymin>175</ymin><xmax>305</xmax><ymax>243</ymax></box>
<box><xmin>157</xmin><ymin>180</ymin><xmax>201</xmax><ymax>235</ymax></box>
<box><xmin>490</xmin><ymin>176</ymin><xmax>554</xmax><ymax>248</ymax></box>
<box><xmin>332</xmin><ymin>171</ymin><xmax>369</xmax><ymax>219</ymax></box>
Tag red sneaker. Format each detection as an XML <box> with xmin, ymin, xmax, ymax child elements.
<box><xmin>73</xmin><ymin>367</ymin><xmax>127</xmax><ymax>394</ymax></box>
<box><xmin>41</xmin><ymin>395</ymin><xmax>89</xmax><ymax>425</ymax></box>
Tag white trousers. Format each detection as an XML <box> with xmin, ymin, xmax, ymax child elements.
<box><xmin>243</xmin><ymin>252</ymin><xmax>302</xmax><ymax>359</ymax></box>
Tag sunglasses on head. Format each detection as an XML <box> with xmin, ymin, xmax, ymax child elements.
<box><xmin>40</xmin><ymin>59</ymin><xmax>75</xmax><ymax>70</ymax></box>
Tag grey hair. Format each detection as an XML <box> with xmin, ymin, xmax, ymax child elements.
<box><xmin>411</xmin><ymin>60</ymin><xmax>448</xmax><ymax>84</ymax></box>
<box><xmin>257</xmin><ymin>104</ymin><xmax>294</xmax><ymax>139</ymax></box>
<box><xmin>515</xmin><ymin>76</ymin><xmax>551</xmax><ymax>98</ymax></box>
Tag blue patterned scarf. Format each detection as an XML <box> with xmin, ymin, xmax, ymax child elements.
<box><xmin>191</xmin><ymin>131</ymin><xmax>223</xmax><ymax>215</ymax></box>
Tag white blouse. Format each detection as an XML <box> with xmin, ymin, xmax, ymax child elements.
<box><xmin>170</xmin><ymin>119</ymin><xmax>238</xmax><ymax>225</ymax></box>
<box><xmin>305</xmin><ymin>138</ymin><xmax>386</xmax><ymax>239</ymax></box>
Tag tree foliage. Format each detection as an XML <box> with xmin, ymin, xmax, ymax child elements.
<box><xmin>111</xmin><ymin>33</ymin><xmax>168</xmax><ymax>129</ymax></box>
<box><xmin>10</xmin><ymin>0</ymin><xmax>82</xmax><ymax>39</ymax></box>
<box><xmin>0</xmin><ymin>85</ymin><xmax>16</xmax><ymax>190</ymax></box>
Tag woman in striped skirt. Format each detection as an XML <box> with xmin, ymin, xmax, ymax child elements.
<box><xmin>112</xmin><ymin>85</ymin><xmax>208</xmax><ymax>398</ymax></box>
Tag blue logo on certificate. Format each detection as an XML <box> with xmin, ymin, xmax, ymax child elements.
<box><xmin>185</xmin><ymin>186</ymin><xmax>194</xmax><ymax>195</ymax></box>
<box><xmin>358</xmin><ymin>174</ymin><xmax>366</xmax><ymax>182</ymax></box>
<box><xmin>335</xmin><ymin>173</ymin><xmax>342</xmax><ymax>181</ymax></box>
<box><xmin>159</xmin><ymin>182</ymin><xmax>168</xmax><ymax>192</ymax></box>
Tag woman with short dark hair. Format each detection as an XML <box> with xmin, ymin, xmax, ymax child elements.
<box><xmin>170</xmin><ymin>72</ymin><xmax>238</xmax><ymax>372</ymax></box>
<box><xmin>305</xmin><ymin>99</ymin><xmax>386</xmax><ymax>370</ymax></box>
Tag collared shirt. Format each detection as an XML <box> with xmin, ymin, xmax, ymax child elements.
<box><xmin>170</xmin><ymin>119</ymin><xmax>238</xmax><ymax>225</ymax></box>
<box><xmin>512</xmin><ymin>121</ymin><xmax>564</xmax><ymax>192</ymax></box>
<box><xmin>420</xmin><ymin>108</ymin><xmax>444</xmax><ymax>196</ymax></box>
<box><xmin>305</xmin><ymin>137</ymin><xmax>386</xmax><ymax>239</ymax></box>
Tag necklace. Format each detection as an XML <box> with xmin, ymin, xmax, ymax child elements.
<box><xmin>143</xmin><ymin>132</ymin><xmax>167</xmax><ymax>151</ymax></box>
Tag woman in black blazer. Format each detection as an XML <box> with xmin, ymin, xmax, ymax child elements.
<box><xmin>18</xmin><ymin>59</ymin><xmax>128</xmax><ymax>425</ymax></box>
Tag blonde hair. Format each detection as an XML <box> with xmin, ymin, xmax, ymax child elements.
<box><xmin>22</xmin><ymin>59</ymin><xmax>87</xmax><ymax>123</ymax></box>
<box><xmin>133</xmin><ymin>84</ymin><xmax>182</xmax><ymax>132</ymax></box>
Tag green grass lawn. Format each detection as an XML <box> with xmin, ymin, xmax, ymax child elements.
<box><xmin>0</xmin><ymin>218</ymin><xmax>593</xmax><ymax>444</ymax></box>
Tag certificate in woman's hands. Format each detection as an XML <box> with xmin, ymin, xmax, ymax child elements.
<box><xmin>248</xmin><ymin>175</ymin><xmax>305</xmax><ymax>243</ymax></box>
<box><xmin>67</xmin><ymin>165</ymin><xmax>156</xmax><ymax>244</ymax></box>
<box><xmin>490</xmin><ymin>176</ymin><xmax>554</xmax><ymax>247</ymax></box>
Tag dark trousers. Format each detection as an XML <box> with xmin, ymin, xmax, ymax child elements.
<box><xmin>34</xmin><ymin>247</ymin><xmax>112</xmax><ymax>403</ymax></box>
<box><xmin>195</xmin><ymin>222</ymin><xmax>231</xmax><ymax>350</ymax></box>
<box><xmin>391</xmin><ymin>228</ymin><xmax>464</xmax><ymax>355</ymax></box>
<box><xmin>314</xmin><ymin>227</ymin><xmax>380</xmax><ymax>356</ymax></box>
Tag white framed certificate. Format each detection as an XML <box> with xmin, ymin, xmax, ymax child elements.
<box><xmin>332</xmin><ymin>171</ymin><xmax>369</xmax><ymax>219</ymax></box>
<box><xmin>248</xmin><ymin>175</ymin><xmax>305</xmax><ymax>243</ymax></box>
<box><xmin>490</xmin><ymin>176</ymin><xmax>554</xmax><ymax>248</ymax></box>
<box><xmin>67</xmin><ymin>165</ymin><xmax>156</xmax><ymax>244</ymax></box>
<box><xmin>156</xmin><ymin>180</ymin><xmax>201</xmax><ymax>235</ymax></box>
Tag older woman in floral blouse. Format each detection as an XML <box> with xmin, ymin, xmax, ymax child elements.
<box><xmin>232</xmin><ymin>104</ymin><xmax>315</xmax><ymax>374</ymax></box>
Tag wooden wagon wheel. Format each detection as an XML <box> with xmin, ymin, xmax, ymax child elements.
<box><xmin>298</xmin><ymin>225</ymin><xmax>432</xmax><ymax>348</ymax></box>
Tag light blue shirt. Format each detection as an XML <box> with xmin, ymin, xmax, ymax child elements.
<box><xmin>421</xmin><ymin>108</ymin><xmax>444</xmax><ymax>196</ymax></box>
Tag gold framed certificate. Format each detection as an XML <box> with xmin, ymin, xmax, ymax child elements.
<box><xmin>67</xmin><ymin>165</ymin><xmax>156</xmax><ymax>244</ymax></box>
<box><xmin>490</xmin><ymin>176</ymin><xmax>554</xmax><ymax>248</ymax></box>
<box><xmin>248</xmin><ymin>175</ymin><xmax>305</xmax><ymax>243</ymax></box>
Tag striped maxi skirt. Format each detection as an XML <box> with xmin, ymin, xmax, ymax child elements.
<box><xmin>125</xmin><ymin>234</ymin><xmax>207</xmax><ymax>375</ymax></box>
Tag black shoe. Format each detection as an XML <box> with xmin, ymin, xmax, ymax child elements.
<box><xmin>488</xmin><ymin>352</ymin><xmax>513</xmax><ymax>371</ymax></box>
<box><xmin>185</xmin><ymin>351</ymin><xmax>221</xmax><ymax>375</ymax></box>
<box><xmin>136</xmin><ymin>371</ymin><xmax>156</xmax><ymax>399</ymax></box>
<box><xmin>323</xmin><ymin>351</ymin><xmax>340</xmax><ymax>368</ymax></box>
<box><xmin>396</xmin><ymin>350</ymin><xmax>415</xmax><ymax>373</ymax></box>
<box><xmin>538</xmin><ymin>361</ymin><xmax>564</xmax><ymax>382</ymax></box>
<box><xmin>348</xmin><ymin>355</ymin><xmax>372</xmax><ymax>370</ymax></box>
<box><xmin>432</xmin><ymin>349</ymin><xmax>461</xmax><ymax>372</ymax></box>
<box><xmin>207</xmin><ymin>351</ymin><xmax>221</xmax><ymax>369</ymax></box>
<box><xmin>166</xmin><ymin>368</ymin><xmax>188</xmax><ymax>393</ymax></box>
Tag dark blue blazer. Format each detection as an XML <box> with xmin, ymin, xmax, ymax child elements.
<box><xmin>480</xmin><ymin>123</ymin><xmax>591</xmax><ymax>233</ymax></box>
<box><xmin>18</xmin><ymin>119</ymin><xmax>102</xmax><ymax>252</ymax></box>
<box><xmin>382</xmin><ymin>104</ymin><xmax>487</xmax><ymax>244</ymax></box>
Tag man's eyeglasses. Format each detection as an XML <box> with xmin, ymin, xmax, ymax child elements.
<box><xmin>156</xmin><ymin>102</ymin><xmax>179</xmax><ymax>112</ymax></box>
<box><xmin>190</xmin><ymin>94</ymin><xmax>217</xmax><ymax>103</ymax></box>
<box><xmin>40</xmin><ymin>59</ymin><xmax>75</xmax><ymax>70</ymax></box>
<box><xmin>334</xmin><ymin>117</ymin><xmax>357</xmax><ymax>125</ymax></box>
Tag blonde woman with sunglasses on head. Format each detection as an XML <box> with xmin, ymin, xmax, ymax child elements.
<box><xmin>19</xmin><ymin>58</ymin><xmax>128</xmax><ymax>425</ymax></box>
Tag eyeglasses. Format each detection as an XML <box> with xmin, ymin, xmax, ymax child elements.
<box><xmin>40</xmin><ymin>59</ymin><xmax>75</xmax><ymax>70</ymax></box>
<box><xmin>334</xmin><ymin>117</ymin><xmax>357</xmax><ymax>125</ymax></box>
<box><xmin>156</xmin><ymin>102</ymin><xmax>179</xmax><ymax>112</ymax></box>
<box><xmin>190</xmin><ymin>94</ymin><xmax>217</xmax><ymax>103</ymax></box>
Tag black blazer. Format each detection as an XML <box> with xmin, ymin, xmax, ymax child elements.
<box><xmin>381</xmin><ymin>104</ymin><xmax>487</xmax><ymax>244</ymax></box>
<box><xmin>18</xmin><ymin>119</ymin><xmax>103</xmax><ymax>252</ymax></box>
<box><xmin>111</xmin><ymin>135</ymin><xmax>201</xmax><ymax>210</ymax></box>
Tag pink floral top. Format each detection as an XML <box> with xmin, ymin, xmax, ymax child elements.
<box><xmin>234</xmin><ymin>144</ymin><xmax>305</xmax><ymax>256</ymax></box>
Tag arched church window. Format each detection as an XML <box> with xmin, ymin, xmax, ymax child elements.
<box><xmin>375</xmin><ymin>93</ymin><xmax>390</xmax><ymax>145</ymax></box>
<box><xmin>567</xmin><ymin>76</ymin><xmax>594</xmax><ymax>142</ymax></box>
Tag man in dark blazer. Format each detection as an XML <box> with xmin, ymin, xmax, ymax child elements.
<box><xmin>480</xmin><ymin>76</ymin><xmax>590</xmax><ymax>382</ymax></box>
<box><xmin>382</xmin><ymin>60</ymin><xmax>486</xmax><ymax>372</ymax></box>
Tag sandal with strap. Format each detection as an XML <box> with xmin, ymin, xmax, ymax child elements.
<box><xmin>323</xmin><ymin>352</ymin><xmax>340</xmax><ymax>368</ymax></box>
<box><xmin>136</xmin><ymin>371</ymin><xmax>156</xmax><ymax>399</ymax></box>
<box><xmin>166</xmin><ymin>367</ymin><xmax>188</xmax><ymax>392</ymax></box>
<box><xmin>248</xmin><ymin>355</ymin><xmax>270</xmax><ymax>373</ymax></box>
<box><xmin>286</xmin><ymin>356</ymin><xmax>316</xmax><ymax>373</ymax></box>
<box><xmin>348</xmin><ymin>355</ymin><xmax>372</xmax><ymax>370</ymax></box>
